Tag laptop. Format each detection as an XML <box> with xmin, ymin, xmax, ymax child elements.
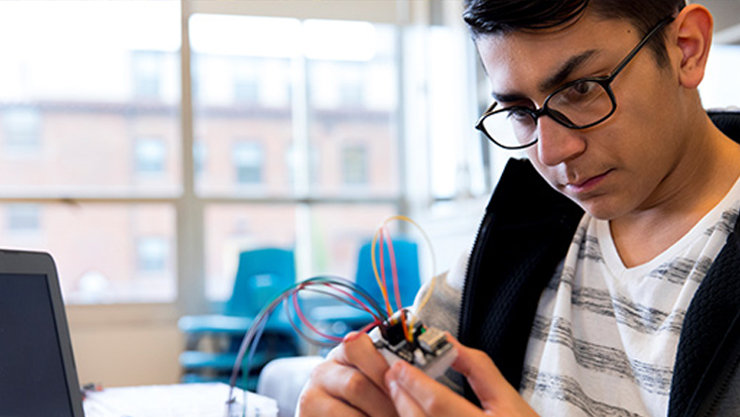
<box><xmin>0</xmin><ymin>249</ymin><xmax>85</xmax><ymax>417</ymax></box>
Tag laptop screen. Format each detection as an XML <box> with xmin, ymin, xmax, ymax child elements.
<box><xmin>0</xmin><ymin>273</ymin><xmax>78</xmax><ymax>417</ymax></box>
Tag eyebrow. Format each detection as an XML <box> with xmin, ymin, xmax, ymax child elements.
<box><xmin>490</xmin><ymin>49</ymin><xmax>599</xmax><ymax>104</ymax></box>
<box><xmin>538</xmin><ymin>49</ymin><xmax>599</xmax><ymax>93</ymax></box>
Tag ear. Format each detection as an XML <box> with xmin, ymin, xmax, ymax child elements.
<box><xmin>671</xmin><ymin>4</ymin><xmax>714</xmax><ymax>89</ymax></box>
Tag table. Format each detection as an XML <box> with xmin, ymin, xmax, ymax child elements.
<box><xmin>82</xmin><ymin>382</ymin><xmax>278</xmax><ymax>417</ymax></box>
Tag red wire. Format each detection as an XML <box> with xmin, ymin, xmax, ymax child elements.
<box><xmin>359</xmin><ymin>319</ymin><xmax>382</xmax><ymax>334</ymax></box>
<box><xmin>379</xmin><ymin>227</ymin><xmax>388</xmax><ymax>302</ymax></box>
<box><xmin>384</xmin><ymin>228</ymin><xmax>403</xmax><ymax>312</ymax></box>
<box><xmin>292</xmin><ymin>289</ymin><xmax>343</xmax><ymax>342</ymax></box>
<box><xmin>320</xmin><ymin>282</ymin><xmax>381</xmax><ymax>323</ymax></box>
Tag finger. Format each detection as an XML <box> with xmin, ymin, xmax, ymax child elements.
<box><xmin>385</xmin><ymin>360</ymin><xmax>483</xmax><ymax>416</ymax></box>
<box><xmin>324</xmin><ymin>360</ymin><xmax>397</xmax><ymax>417</ymax></box>
<box><xmin>447</xmin><ymin>336</ymin><xmax>537</xmax><ymax>416</ymax></box>
<box><xmin>329</xmin><ymin>332</ymin><xmax>392</xmax><ymax>393</ymax></box>
<box><xmin>296</xmin><ymin>383</ymin><xmax>369</xmax><ymax>417</ymax></box>
<box><xmin>446</xmin><ymin>336</ymin><xmax>512</xmax><ymax>406</ymax></box>
<box><xmin>386</xmin><ymin>378</ymin><xmax>426</xmax><ymax>417</ymax></box>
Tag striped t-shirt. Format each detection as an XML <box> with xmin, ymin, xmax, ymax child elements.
<box><xmin>520</xmin><ymin>177</ymin><xmax>740</xmax><ymax>416</ymax></box>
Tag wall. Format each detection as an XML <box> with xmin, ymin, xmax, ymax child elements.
<box><xmin>66</xmin><ymin>304</ymin><xmax>183</xmax><ymax>387</ymax></box>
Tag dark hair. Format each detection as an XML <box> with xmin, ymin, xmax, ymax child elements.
<box><xmin>463</xmin><ymin>0</ymin><xmax>686</xmax><ymax>66</ymax></box>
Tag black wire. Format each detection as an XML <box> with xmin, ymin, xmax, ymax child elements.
<box><xmin>226</xmin><ymin>275</ymin><xmax>393</xmax><ymax>414</ymax></box>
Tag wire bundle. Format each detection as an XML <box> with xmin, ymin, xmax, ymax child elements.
<box><xmin>225</xmin><ymin>215</ymin><xmax>437</xmax><ymax>416</ymax></box>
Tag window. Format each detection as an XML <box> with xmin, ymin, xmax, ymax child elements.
<box><xmin>232</xmin><ymin>140</ymin><xmax>263</xmax><ymax>185</ymax></box>
<box><xmin>135</xmin><ymin>137</ymin><xmax>166</xmax><ymax>175</ymax></box>
<box><xmin>193</xmin><ymin>140</ymin><xmax>207</xmax><ymax>177</ymax></box>
<box><xmin>0</xmin><ymin>1</ymin><xmax>482</xmax><ymax>308</ymax></box>
<box><xmin>3</xmin><ymin>107</ymin><xmax>41</xmax><ymax>151</ymax></box>
<box><xmin>233</xmin><ymin>59</ymin><xmax>260</xmax><ymax>104</ymax></box>
<box><xmin>137</xmin><ymin>237</ymin><xmax>169</xmax><ymax>273</ymax></box>
<box><xmin>132</xmin><ymin>51</ymin><xmax>165</xmax><ymax>100</ymax></box>
<box><xmin>190</xmin><ymin>14</ymin><xmax>404</xmax><ymax>301</ymax></box>
<box><xmin>6</xmin><ymin>204</ymin><xmax>41</xmax><ymax>233</ymax></box>
<box><xmin>0</xmin><ymin>1</ymin><xmax>180</xmax><ymax>303</ymax></box>
<box><xmin>341</xmin><ymin>144</ymin><xmax>368</xmax><ymax>185</ymax></box>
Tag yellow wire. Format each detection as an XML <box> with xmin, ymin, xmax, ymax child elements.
<box><xmin>369</xmin><ymin>215</ymin><xmax>438</xmax><ymax>340</ymax></box>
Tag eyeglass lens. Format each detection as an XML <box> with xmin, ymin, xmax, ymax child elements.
<box><xmin>482</xmin><ymin>80</ymin><xmax>613</xmax><ymax>149</ymax></box>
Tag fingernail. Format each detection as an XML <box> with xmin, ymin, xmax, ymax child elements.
<box><xmin>391</xmin><ymin>360</ymin><xmax>406</xmax><ymax>373</ymax></box>
<box><xmin>387</xmin><ymin>380</ymin><xmax>398</xmax><ymax>396</ymax></box>
<box><xmin>343</xmin><ymin>332</ymin><xmax>360</xmax><ymax>342</ymax></box>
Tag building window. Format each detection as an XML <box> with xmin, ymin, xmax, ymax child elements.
<box><xmin>339</xmin><ymin>79</ymin><xmax>364</xmax><ymax>107</ymax></box>
<box><xmin>193</xmin><ymin>140</ymin><xmax>206</xmax><ymax>177</ymax></box>
<box><xmin>135</xmin><ymin>137</ymin><xmax>166</xmax><ymax>175</ymax></box>
<box><xmin>132</xmin><ymin>51</ymin><xmax>163</xmax><ymax>99</ymax></box>
<box><xmin>234</xmin><ymin>77</ymin><xmax>259</xmax><ymax>105</ymax></box>
<box><xmin>341</xmin><ymin>144</ymin><xmax>368</xmax><ymax>185</ymax></box>
<box><xmin>232</xmin><ymin>58</ymin><xmax>260</xmax><ymax>104</ymax></box>
<box><xmin>2</xmin><ymin>108</ymin><xmax>42</xmax><ymax>151</ymax></box>
<box><xmin>6</xmin><ymin>204</ymin><xmax>41</xmax><ymax>233</ymax></box>
<box><xmin>233</xmin><ymin>141</ymin><xmax>263</xmax><ymax>185</ymax></box>
<box><xmin>137</xmin><ymin>237</ymin><xmax>168</xmax><ymax>273</ymax></box>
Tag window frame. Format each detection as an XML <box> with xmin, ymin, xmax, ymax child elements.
<box><xmin>0</xmin><ymin>0</ymin><xmax>483</xmax><ymax>315</ymax></box>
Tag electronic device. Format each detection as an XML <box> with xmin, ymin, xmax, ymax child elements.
<box><xmin>369</xmin><ymin>310</ymin><xmax>457</xmax><ymax>380</ymax></box>
<box><xmin>0</xmin><ymin>249</ymin><xmax>85</xmax><ymax>417</ymax></box>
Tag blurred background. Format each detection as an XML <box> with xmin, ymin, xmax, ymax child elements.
<box><xmin>1</xmin><ymin>0</ymin><xmax>738</xmax><ymax>388</ymax></box>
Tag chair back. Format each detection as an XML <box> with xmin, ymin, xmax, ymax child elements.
<box><xmin>355</xmin><ymin>237</ymin><xmax>421</xmax><ymax>310</ymax></box>
<box><xmin>709</xmin><ymin>110</ymin><xmax>740</xmax><ymax>141</ymax></box>
<box><xmin>225</xmin><ymin>247</ymin><xmax>296</xmax><ymax>317</ymax></box>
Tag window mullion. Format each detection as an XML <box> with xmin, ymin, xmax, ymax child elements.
<box><xmin>177</xmin><ymin>0</ymin><xmax>207</xmax><ymax>315</ymax></box>
<box><xmin>292</xmin><ymin>26</ymin><xmax>313</xmax><ymax>281</ymax></box>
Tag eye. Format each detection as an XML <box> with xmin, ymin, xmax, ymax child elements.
<box><xmin>506</xmin><ymin>107</ymin><xmax>533</xmax><ymax>122</ymax></box>
<box><xmin>559</xmin><ymin>80</ymin><xmax>601</xmax><ymax>102</ymax></box>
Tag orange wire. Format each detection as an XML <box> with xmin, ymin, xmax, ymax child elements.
<box><xmin>378</xmin><ymin>226</ymin><xmax>393</xmax><ymax>316</ymax></box>
<box><xmin>383</xmin><ymin>228</ymin><xmax>411</xmax><ymax>342</ymax></box>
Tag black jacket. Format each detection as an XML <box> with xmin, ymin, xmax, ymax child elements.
<box><xmin>458</xmin><ymin>111</ymin><xmax>740</xmax><ymax>416</ymax></box>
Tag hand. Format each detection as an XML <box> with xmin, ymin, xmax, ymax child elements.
<box><xmin>296</xmin><ymin>332</ymin><xmax>400</xmax><ymax>417</ymax></box>
<box><xmin>383</xmin><ymin>336</ymin><xmax>539</xmax><ymax>417</ymax></box>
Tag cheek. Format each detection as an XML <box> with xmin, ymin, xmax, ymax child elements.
<box><xmin>525</xmin><ymin>152</ymin><xmax>562</xmax><ymax>188</ymax></box>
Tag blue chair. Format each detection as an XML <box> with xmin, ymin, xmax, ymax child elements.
<box><xmin>178</xmin><ymin>247</ymin><xmax>300</xmax><ymax>389</ymax></box>
<box><xmin>310</xmin><ymin>237</ymin><xmax>421</xmax><ymax>336</ymax></box>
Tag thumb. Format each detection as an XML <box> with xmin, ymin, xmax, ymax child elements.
<box><xmin>447</xmin><ymin>336</ymin><xmax>536</xmax><ymax>415</ymax></box>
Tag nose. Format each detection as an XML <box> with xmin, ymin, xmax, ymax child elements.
<box><xmin>534</xmin><ymin>116</ymin><xmax>586</xmax><ymax>166</ymax></box>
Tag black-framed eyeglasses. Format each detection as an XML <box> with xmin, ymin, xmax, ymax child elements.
<box><xmin>475</xmin><ymin>16</ymin><xmax>674</xmax><ymax>150</ymax></box>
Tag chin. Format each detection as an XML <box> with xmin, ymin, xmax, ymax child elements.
<box><xmin>574</xmin><ymin>197</ymin><xmax>625</xmax><ymax>221</ymax></box>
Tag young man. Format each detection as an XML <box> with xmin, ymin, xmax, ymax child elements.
<box><xmin>297</xmin><ymin>1</ymin><xmax>740</xmax><ymax>416</ymax></box>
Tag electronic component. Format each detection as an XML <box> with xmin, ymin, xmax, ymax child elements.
<box><xmin>369</xmin><ymin>310</ymin><xmax>457</xmax><ymax>380</ymax></box>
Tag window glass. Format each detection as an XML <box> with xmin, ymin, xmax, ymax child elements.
<box><xmin>190</xmin><ymin>15</ymin><xmax>399</xmax><ymax>198</ymax></box>
<box><xmin>190</xmin><ymin>14</ymin><xmax>296</xmax><ymax>197</ymax></box>
<box><xmin>6</xmin><ymin>204</ymin><xmax>41</xmax><ymax>233</ymax></box>
<box><xmin>132</xmin><ymin>51</ymin><xmax>165</xmax><ymax>100</ymax></box>
<box><xmin>137</xmin><ymin>237</ymin><xmax>169</xmax><ymax>273</ymax></box>
<box><xmin>135</xmin><ymin>137</ymin><xmax>166</xmax><ymax>175</ymax></box>
<box><xmin>232</xmin><ymin>141</ymin><xmax>264</xmax><ymax>185</ymax></box>
<box><xmin>341</xmin><ymin>145</ymin><xmax>368</xmax><ymax>185</ymax></box>
<box><xmin>0</xmin><ymin>1</ymin><xmax>181</xmax><ymax>196</ymax></box>
<box><xmin>205</xmin><ymin>204</ymin><xmax>297</xmax><ymax>301</ymax></box>
<box><xmin>2</xmin><ymin>107</ymin><xmax>42</xmax><ymax>151</ymax></box>
<box><xmin>306</xmin><ymin>20</ymin><xmax>399</xmax><ymax>197</ymax></box>
<box><xmin>0</xmin><ymin>203</ymin><xmax>176</xmax><ymax>303</ymax></box>
<box><xmin>307</xmin><ymin>204</ymin><xmax>397</xmax><ymax>279</ymax></box>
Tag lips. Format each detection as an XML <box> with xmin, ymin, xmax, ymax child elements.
<box><xmin>565</xmin><ymin>169</ymin><xmax>612</xmax><ymax>193</ymax></box>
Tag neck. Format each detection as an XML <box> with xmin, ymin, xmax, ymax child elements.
<box><xmin>610</xmin><ymin>112</ymin><xmax>740</xmax><ymax>268</ymax></box>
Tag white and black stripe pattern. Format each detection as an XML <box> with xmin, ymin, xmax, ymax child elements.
<box><xmin>521</xmin><ymin>366</ymin><xmax>643</xmax><ymax>417</ymax></box>
<box><xmin>530</xmin><ymin>315</ymin><xmax>673</xmax><ymax>395</ymax></box>
<box><xmin>520</xmin><ymin>178</ymin><xmax>740</xmax><ymax>417</ymax></box>
<box><xmin>549</xmin><ymin>271</ymin><xmax>686</xmax><ymax>335</ymax></box>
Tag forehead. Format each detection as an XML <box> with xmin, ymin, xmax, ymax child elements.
<box><xmin>475</xmin><ymin>14</ymin><xmax>638</xmax><ymax>99</ymax></box>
